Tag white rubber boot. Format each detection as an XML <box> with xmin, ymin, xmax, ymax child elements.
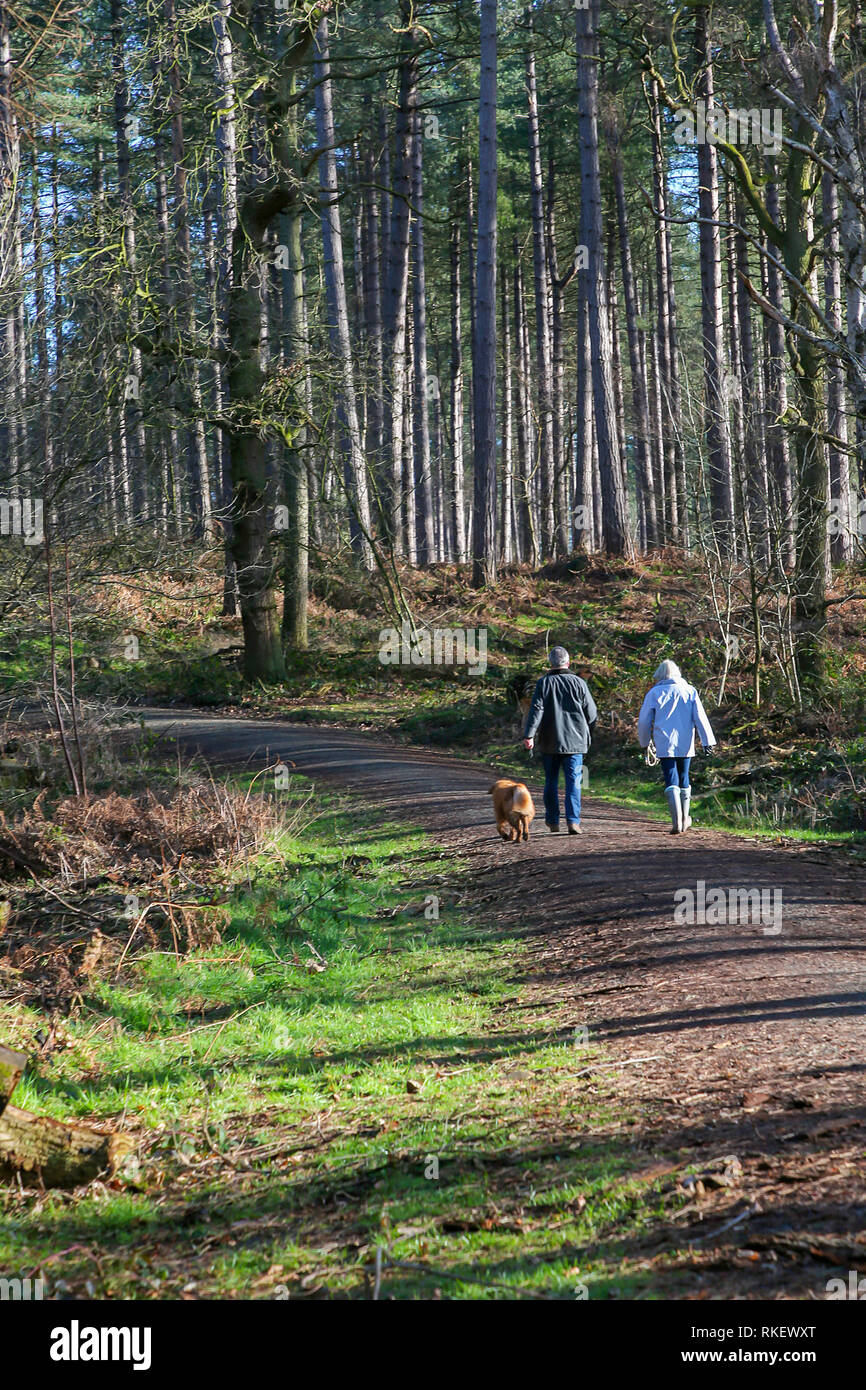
<box><xmin>665</xmin><ymin>785</ymin><xmax>683</xmax><ymax>835</ymax></box>
<box><xmin>680</xmin><ymin>786</ymin><xmax>692</xmax><ymax>831</ymax></box>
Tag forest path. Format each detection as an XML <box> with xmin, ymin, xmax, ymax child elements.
<box><xmin>142</xmin><ymin>709</ymin><xmax>866</xmax><ymax>1294</ymax></box>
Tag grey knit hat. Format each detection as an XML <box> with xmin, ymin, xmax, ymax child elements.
<box><xmin>549</xmin><ymin>646</ymin><xmax>570</xmax><ymax>669</ymax></box>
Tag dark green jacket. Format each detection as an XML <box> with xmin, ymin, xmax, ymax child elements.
<box><xmin>523</xmin><ymin>671</ymin><xmax>598</xmax><ymax>755</ymax></box>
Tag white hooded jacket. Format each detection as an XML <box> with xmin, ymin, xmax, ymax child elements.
<box><xmin>638</xmin><ymin>678</ymin><xmax>716</xmax><ymax>758</ymax></box>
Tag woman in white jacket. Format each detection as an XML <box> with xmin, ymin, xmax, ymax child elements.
<box><xmin>638</xmin><ymin>660</ymin><xmax>717</xmax><ymax>834</ymax></box>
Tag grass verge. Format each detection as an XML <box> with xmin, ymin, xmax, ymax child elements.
<box><xmin>0</xmin><ymin>775</ymin><xmax>676</xmax><ymax>1300</ymax></box>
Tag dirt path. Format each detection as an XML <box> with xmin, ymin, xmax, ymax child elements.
<box><xmin>143</xmin><ymin>709</ymin><xmax>866</xmax><ymax>1296</ymax></box>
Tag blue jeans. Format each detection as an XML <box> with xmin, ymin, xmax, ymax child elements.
<box><xmin>660</xmin><ymin>756</ymin><xmax>691</xmax><ymax>790</ymax></box>
<box><xmin>542</xmin><ymin>753</ymin><xmax>583</xmax><ymax>825</ymax></box>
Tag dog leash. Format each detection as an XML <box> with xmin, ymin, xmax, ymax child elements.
<box><xmin>644</xmin><ymin>739</ymin><xmax>659</xmax><ymax>768</ymax></box>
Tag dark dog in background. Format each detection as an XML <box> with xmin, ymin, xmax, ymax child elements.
<box><xmin>507</xmin><ymin>672</ymin><xmax>536</xmax><ymax>730</ymax></box>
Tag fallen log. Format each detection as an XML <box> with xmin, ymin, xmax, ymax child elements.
<box><xmin>0</xmin><ymin>1039</ymin><xmax>133</xmax><ymax>1187</ymax></box>
<box><xmin>0</xmin><ymin>1104</ymin><xmax>134</xmax><ymax>1188</ymax></box>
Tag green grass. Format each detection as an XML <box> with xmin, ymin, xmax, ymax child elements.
<box><xmin>0</xmin><ymin>781</ymin><xmax>679</xmax><ymax>1300</ymax></box>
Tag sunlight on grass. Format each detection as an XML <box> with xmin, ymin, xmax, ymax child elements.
<box><xmin>0</xmin><ymin>781</ymin><xmax>674</xmax><ymax>1300</ymax></box>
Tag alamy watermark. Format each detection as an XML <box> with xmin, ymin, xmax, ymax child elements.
<box><xmin>0</xmin><ymin>496</ymin><xmax>43</xmax><ymax>544</ymax></box>
<box><xmin>673</xmin><ymin>101</ymin><xmax>782</xmax><ymax>156</ymax></box>
<box><xmin>0</xmin><ymin>1275</ymin><xmax>45</xmax><ymax>1300</ymax></box>
<box><xmin>673</xmin><ymin>879</ymin><xmax>782</xmax><ymax>935</ymax></box>
<box><xmin>50</xmin><ymin>1322</ymin><xmax>152</xmax><ymax>1371</ymax></box>
<box><xmin>826</xmin><ymin>1270</ymin><xmax>866</xmax><ymax>1299</ymax></box>
<box><xmin>827</xmin><ymin>498</ymin><xmax>866</xmax><ymax>537</ymax></box>
<box><xmin>379</xmin><ymin>622</ymin><xmax>487</xmax><ymax>676</ymax></box>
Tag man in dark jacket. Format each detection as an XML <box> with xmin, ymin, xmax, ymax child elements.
<box><xmin>522</xmin><ymin>646</ymin><xmax>597</xmax><ymax>834</ymax></box>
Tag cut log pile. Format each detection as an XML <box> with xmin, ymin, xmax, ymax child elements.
<box><xmin>0</xmin><ymin>1042</ymin><xmax>133</xmax><ymax>1187</ymax></box>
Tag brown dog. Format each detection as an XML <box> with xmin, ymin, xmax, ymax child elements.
<box><xmin>488</xmin><ymin>779</ymin><xmax>535</xmax><ymax>842</ymax></box>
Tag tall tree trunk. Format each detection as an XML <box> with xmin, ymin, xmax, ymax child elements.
<box><xmin>823</xmin><ymin>170</ymin><xmax>851</xmax><ymax>564</ymax></box>
<box><xmin>546</xmin><ymin>153</ymin><xmax>572</xmax><ymax>555</ymax></box>
<box><xmin>500</xmin><ymin>256</ymin><xmax>515</xmax><ymax>564</ymax></box>
<box><xmin>648</xmin><ymin>76</ymin><xmax>680</xmax><ymax>543</ymax></box>
<box><xmin>525</xmin><ymin>30</ymin><xmax>556</xmax><ymax>555</ymax></box>
<box><xmin>0</xmin><ymin>8</ymin><xmax>21</xmax><ymax>490</ymax></box>
<box><xmin>281</xmin><ymin>197</ymin><xmax>310</xmax><ymax>649</ymax></box>
<box><xmin>411</xmin><ymin>107</ymin><xmax>435</xmax><ymax>564</ymax></box>
<box><xmin>313</xmin><ymin>18</ymin><xmax>373</xmax><ymax>567</ymax></box>
<box><xmin>403</xmin><ymin>303</ymin><xmax>417</xmax><ymax>565</ymax></box>
<box><xmin>611</xmin><ymin>141</ymin><xmax>657</xmax><ymax>545</ymax></box>
<box><xmin>153</xmin><ymin>131</ymin><xmax>184</xmax><ymax>533</ymax></box>
<box><xmin>449</xmin><ymin>206</ymin><xmax>467</xmax><ymax>562</ymax></box>
<box><xmin>224</xmin><ymin>5</ymin><xmax>322</xmax><ymax>681</ymax></box>
<box><xmin>575</xmin><ymin>0</ymin><xmax>629</xmax><ymax>555</ymax></box>
<box><xmin>785</xmin><ymin>133</ymin><xmax>828</xmax><ymax>680</ymax></box>
<box><xmin>163</xmin><ymin>0</ymin><xmax>212</xmax><ymax>538</ymax></box>
<box><xmin>213</xmin><ymin>0</ymin><xmax>238</xmax><ymax>612</ymax></box>
<box><xmin>735</xmin><ymin>193</ymin><xmax>768</xmax><ymax>563</ymax></box>
<box><xmin>647</xmin><ymin>274</ymin><xmax>667</xmax><ymax>540</ymax></box>
<box><xmin>763</xmin><ymin>176</ymin><xmax>795</xmax><ymax>569</ymax></box>
<box><xmin>513</xmin><ymin>248</ymin><xmax>535</xmax><ymax>563</ymax></box>
<box><xmin>607</xmin><ymin>218</ymin><xmax>629</xmax><ymax>520</ymax></box>
<box><xmin>110</xmin><ymin>0</ymin><xmax>149</xmax><ymax>520</ymax></box>
<box><xmin>382</xmin><ymin>6</ymin><xmax>417</xmax><ymax>554</ymax></box>
<box><xmin>363</xmin><ymin>138</ymin><xmax>384</xmax><ymax>522</ymax></box>
<box><xmin>575</xmin><ymin>269</ymin><xmax>594</xmax><ymax>551</ymax></box>
<box><xmin>694</xmin><ymin>8</ymin><xmax>735</xmax><ymax>542</ymax></box>
<box><xmin>29</xmin><ymin>153</ymin><xmax>54</xmax><ymax>518</ymax></box>
<box><xmin>471</xmin><ymin>0</ymin><xmax>497</xmax><ymax>587</ymax></box>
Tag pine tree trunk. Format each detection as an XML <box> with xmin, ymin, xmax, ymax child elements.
<box><xmin>611</xmin><ymin>143</ymin><xmax>657</xmax><ymax>545</ymax></box>
<box><xmin>29</xmin><ymin>154</ymin><xmax>54</xmax><ymax>524</ymax></box>
<box><xmin>575</xmin><ymin>272</ymin><xmax>593</xmax><ymax>551</ymax></box>
<box><xmin>363</xmin><ymin>139</ymin><xmax>385</xmax><ymax>520</ymax></box>
<box><xmin>153</xmin><ymin>133</ymin><xmax>184</xmax><ymax>534</ymax></box>
<box><xmin>471</xmin><ymin>0</ymin><xmax>497</xmax><ymax>587</ymax></box>
<box><xmin>525</xmin><ymin>31</ymin><xmax>556</xmax><ymax>555</ymax></box>
<box><xmin>281</xmin><ymin>198</ymin><xmax>310</xmax><ymax>650</ymax></box>
<box><xmin>823</xmin><ymin>171</ymin><xmax>851</xmax><ymax>564</ymax></box>
<box><xmin>647</xmin><ymin>275</ymin><xmax>667</xmax><ymax>540</ymax></box>
<box><xmin>382</xmin><ymin>7</ymin><xmax>417</xmax><ymax>555</ymax></box>
<box><xmin>784</xmin><ymin>136</ymin><xmax>829</xmax><ymax>679</ymax></box>
<box><xmin>224</xmin><ymin>6</ymin><xmax>323</xmax><ymax>681</ymax></box>
<box><xmin>694</xmin><ymin>8</ymin><xmax>735</xmax><ymax>542</ymax></box>
<box><xmin>313</xmin><ymin>19</ymin><xmax>373</xmax><ymax>567</ymax></box>
<box><xmin>163</xmin><ymin>0</ymin><xmax>212</xmax><ymax>538</ymax></box>
<box><xmin>546</xmin><ymin>155</ymin><xmax>571</xmax><ymax>556</ymax></box>
<box><xmin>763</xmin><ymin>178</ymin><xmax>795</xmax><ymax>569</ymax></box>
<box><xmin>213</xmin><ymin>0</ymin><xmax>238</xmax><ymax>612</ymax></box>
<box><xmin>513</xmin><ymin>250</ymin><xmax>535</xmax><ymax>563</ymax></box>
<box><xmin>0</xmin><ymin>10</ymin><xmax>21</xmax><ymax>490</ymax></box>
<box><xmin>648</xmin><ymin>77</ymin><xmax>680</xmax><ymax>543</ymax></box>
<box><xmin>735</xmin><ymin>194</ymin><xmax>769</xmax><ymax>563</ymax></box>
<box><xmin>500</xmin><ymin>257</ymin><xmax>515</xmax><ymax>564</ymax></box>
<box><xmin>575</xmin><ymin>0</ymin><xmax>629</xmax><ymax>555</ymax></box>
<box><xmin>411</xmin><ymin>108</ymin><xmax>436</xmax><ymax>564</ymax></box>
<box><xmin>449</xmin><ymin>205</ymin><xmax>468</xmax><ymax>563</ymax></box>
<box><xmin>110</xmin><ymin>0</ymin><xmax>149</xmax><ymax>520</ymax></box>
<box><xmin>403</xmin><ymin>305</ymin><xmax>417</xmax><ymax>565</ymax></box>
